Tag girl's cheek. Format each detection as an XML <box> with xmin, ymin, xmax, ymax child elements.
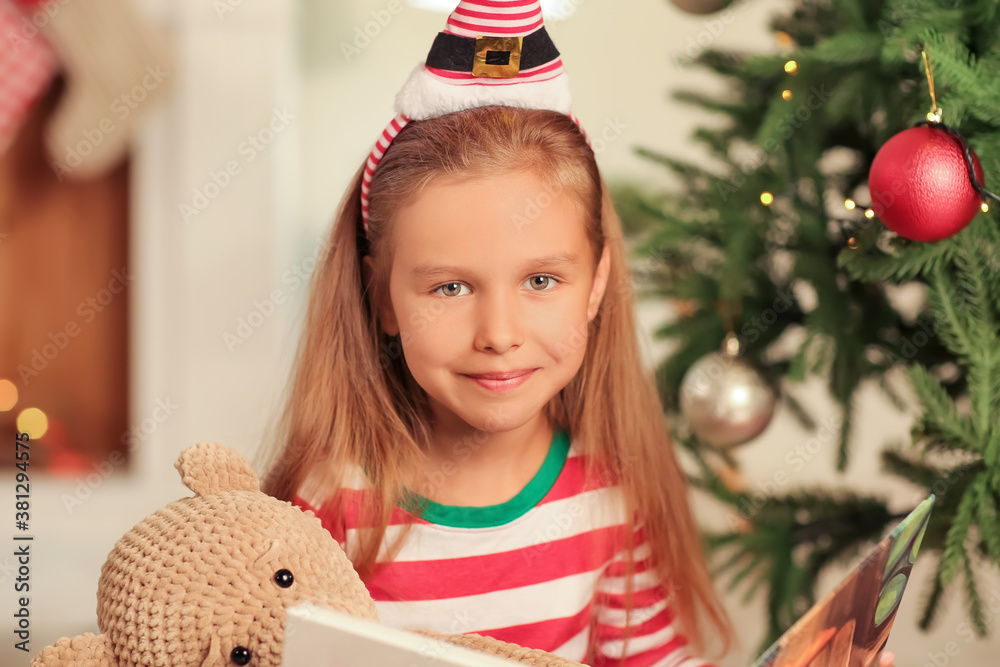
<box><xmin>403</xmin><ymin>297</ymin><xmax>452</xmax><ymax>336</ymax></box>
<box><xmin>534</xmin><ymin>305</ymin><xmax>591</xmax><ymax>362</ymax></box>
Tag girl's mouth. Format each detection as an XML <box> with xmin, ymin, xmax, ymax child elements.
<box><xmin>462</xmin><ymin>369</ymin><xmax>536</xmax><ymax>393</ymax></box>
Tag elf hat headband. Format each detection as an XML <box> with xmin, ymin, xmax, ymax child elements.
<box><xmin>360</xmin><ymin>0</ymin><xmax>590</xmax><ymax>237</ymax></box>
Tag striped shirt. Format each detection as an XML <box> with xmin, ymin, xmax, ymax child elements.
<box><xmin>294</xmin><ymin>426</ymin><xmax>713</xmax><ymax>667</ymax></box>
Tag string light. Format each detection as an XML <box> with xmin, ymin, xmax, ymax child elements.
<box><xmin>784</xmin><ymin>60</ymin><xmax>798</xmax><ymax>74</ymax></box>
<box><xmin>760</xmin><ymin>191</ymin><xmax>774</xmax><ymax>206</ymax></box>
<box><xmin>782</xmin><ymin>89</ymin><xmax>793</xmax><ymax>101</ymax></box>
<box><xmin>981</xmin><ymin>202</ymin><xmax>990</xmax><ymax>213</ymax></box>
<box><xmin>16</xmin><ymin>407</ymin><xmax>48</xmax><ymax>439</ymax></box>
<box><xmin>847</xmin><ymin>237</ymin><xmax>859</xmax><ymax>249</ymax></box>
<box><xmin>0</xmin><ymin>379</ymin><xmax>16</xmax><ymax>411</ymax></box>
<box><xmin>844</xmin><ymin>199</ymin><xmax>856</xmax><ymax>210</ymax></box>
<box><xmin>864</xmin><ymin>208</ymin><xmax>876</xmax><ymax>219</ymax></box>
<box><xmin>775</xmin><ymin>31</ymin><xmax>794</xmax><ymax>49</ymax></box>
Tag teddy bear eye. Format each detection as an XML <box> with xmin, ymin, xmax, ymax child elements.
<box><xmin>274</xmin><ymin>569</ymin><xmax>294</xmax><ymax>588</ymax></box>
<box><xmin>231</xmin><ymin>646</ymin><xmax>252</xmax><ymax>665</ymax></box>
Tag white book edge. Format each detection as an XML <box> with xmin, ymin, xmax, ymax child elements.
<box><xmin>283</xmin><ymin>602</ymin><xmax>524</xmax><ymax>667</ymax></box>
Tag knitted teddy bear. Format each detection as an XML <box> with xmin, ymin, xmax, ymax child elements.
<box><xmin>31</xmin><ymin>442</ymin><xmax>585</xmax><ymax>667</ymax></box>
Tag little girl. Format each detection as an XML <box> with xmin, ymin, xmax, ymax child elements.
<box><xmin>262</xmin><ymin>2</ymin><xmax>732</xmax><ymax>665</ymax></box>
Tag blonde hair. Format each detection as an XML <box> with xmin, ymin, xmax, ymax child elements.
<box><xmin>261</xmin><ymin>106</ymin><xmax>732</xmax><ymax>659</ymax></box>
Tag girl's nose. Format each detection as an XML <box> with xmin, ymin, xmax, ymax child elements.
<box><xmin>473</xmin><ymin>291</ymin><xmax>524</xmax><ymax>354</ymax></box>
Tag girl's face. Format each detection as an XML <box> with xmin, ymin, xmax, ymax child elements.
<box><xmin>368</xmin><ymin>169</ymin><xmax>610</xmax><ymax>435</ymax></box>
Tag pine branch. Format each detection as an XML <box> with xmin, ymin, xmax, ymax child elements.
<box><xmin>962</xmin><ymin>550</ymin><xmax>988</xmax><ymax>636</ymax></box>
<box><xmin>938</xmin><ymin>481</ymin><xmax>979</xmax><ymax>586</ymax></box>
<box><xmin>780</xmin><ymin>387</ymin><xmax>819</xmax><ymax>431</ymax></box>
<box><xmin>918</xmin><ymin>555</ymin><xmax>948</xmax><ymax>631</ymax></box>
<box><xmin>974</xmin><ymin>479</ymin><xmax>1000</xmax><ymax>565</ymax></box>
<box><xmin>835</xmin><ymin>390</ymin><xmax>853</xmax><ymax>471</ymax></box>
<box><xmin>877</xmin><ymin>372</ymin><xmax>909</xmax><ymax>412</ymax></box>
<box><xmin>906</xmin><ymin>363</ymin><xmax>981</xmax><ymax>452</ymax></box>
<box><xmin>927</xmin><ymin>264</ymin><xmax>977</xmax><ymax>360</ymax></box>
<box><xmin>800</xmin><ymin>31</ymin><xmax>885</xmax><ymax>66</ymax></box>
<box><xmin>881</xmin><ymin>448</ymin><xmax>946</xmax><ymax>488</ymax></box>
<box><xmin>838</xmin><ymin>236</ymin><xmax>957</xmax><ymax>282</ymax></box>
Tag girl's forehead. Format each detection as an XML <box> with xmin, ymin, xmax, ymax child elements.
<box><xmin>390</xmin><ymin>174</ymin><xmax>591</xmax><ymax>272</ymax></box>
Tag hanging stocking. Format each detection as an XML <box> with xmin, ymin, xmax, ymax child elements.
<box><xmin>0</xmin><ymin>0</ymin><xmax>58</xmax><ymax>155</ymax></box>
<box><xmin>24</xmin><ymin>0</ymin><xmax>175</xmax><ymax>180</ymax></box>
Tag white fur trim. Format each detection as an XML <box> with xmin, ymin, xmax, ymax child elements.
<box><xmin>394</xmin><ymin>62</ymin><xmax>573</xmax><ymax>120</ymax></box>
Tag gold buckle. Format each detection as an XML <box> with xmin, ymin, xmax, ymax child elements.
<box><xmin>472</xmin><ymin>35</ymin><xmax>522</xmax><ymax>78</ymax></box>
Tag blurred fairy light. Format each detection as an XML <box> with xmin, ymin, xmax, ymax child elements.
<box><xmin>784</xmin><ymin>60</ymin><xmax>798</xmax><ymax>74</ymax></box>
<box><xmin>782</xmin><ymin>89</ymin><xmax>793</xmax><ymax>101</ymax></box>
<box><xmin>17</xmin><ymin>407</ymin><xmax>48</xmax><ymax>439</ymax></box>
<box><xmin>0</xmin><ymin>379</ymin><xmax>16</xmax><ymax>411</ymax></box>
<box><xmin>760</xmin><ymin>191</ymin><xmax>774</xmax><ymax>205</ymax></box>
<box><xmin>865</xmin><ymin>208</ymin><xmax>876</xmax><ymax>219</ymax></box>
<box><xmin>845</xmin><ymin>198</ymin><xmax>856</xmax><ymax>210</ymax></box>
<box><xmin>408</xmin><ymin>0</ymin><xmax>576</xmax><ymax>19</ymax></box>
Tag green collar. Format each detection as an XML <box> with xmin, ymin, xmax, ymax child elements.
<box><xmin>401</xmin><ymin>426</ymin><xmax>571</xmax><ymax>528</ymax></box>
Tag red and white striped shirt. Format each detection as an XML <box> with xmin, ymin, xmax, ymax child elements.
<box><xmin>294</xmin><ymin>427</ymin><xmax>713</xmax><ymax>667</ymax></box>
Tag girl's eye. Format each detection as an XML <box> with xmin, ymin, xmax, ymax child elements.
<box><xmin>525</xmin><ymin>275</ymin><xmax>558</xmax><ymax>291</ymax></box>
<box><xmin>433</xmin><ymin>275</ymin><xmax>559</xmax><ymax>297</ymax></box>
<box><xmin>435</xmin><ymin>282</ymin><xmax>470</xmax><ymax>297</ymax></box>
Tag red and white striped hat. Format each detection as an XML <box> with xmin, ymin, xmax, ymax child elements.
<box><xmin>360</xmin><ymin>0</ymin><xmax>589</xmax><ymax>236</ymax></box>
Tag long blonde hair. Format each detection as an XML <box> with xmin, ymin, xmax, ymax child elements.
<box><xmin>261</xmin><ymin>106</ymin><xmax>732</xmax><ymax>658</ymax></box>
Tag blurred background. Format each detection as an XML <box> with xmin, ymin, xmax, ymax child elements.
<box><xmin>1</xmin><ymin>0</ymin><xmax>997</xmax><ymax>665</ymax></box>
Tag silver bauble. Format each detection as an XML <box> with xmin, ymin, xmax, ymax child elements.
<box><xmin>679</xmin><ymin>339</ymin><xmax>776</xmax><ymax>448</ymax></box>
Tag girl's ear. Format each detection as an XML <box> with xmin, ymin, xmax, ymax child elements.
<box><xmin>362</xmin><ymin>255</ymin><xmax>400</xmax><ymax>336</ymax></box>
<box><xmin>587</xmin><ymin>244</ymin><xmax>612</xmax><ymax>322</ymax></box>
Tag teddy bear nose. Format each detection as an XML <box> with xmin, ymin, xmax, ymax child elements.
<box><xmin>230</xmin><ymin>646</ymin><xmax>252</xmax><ymax>665</ymax></box>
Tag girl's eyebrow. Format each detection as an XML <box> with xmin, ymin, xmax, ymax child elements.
<box><xmin>410</xmin><ymin>252</ymin><xmax>579</xmax><ymax>281</ymax></box>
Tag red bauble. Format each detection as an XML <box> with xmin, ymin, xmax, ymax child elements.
<box><xmin>868</xmin><ymin>125</ymin><xmax>984</xmax><ymax>242</ymax></box>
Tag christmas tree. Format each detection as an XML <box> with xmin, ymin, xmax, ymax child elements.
<box><xmin>615</xmin><ymin>0</ymin><xmax>1000</xmax><ymax>650</ymax></box>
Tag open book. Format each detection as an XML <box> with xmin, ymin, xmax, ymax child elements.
<box><xmin>282</xmin><ymin>495</ymin><xmax>934</xmax><ymax>667</ymax></box>
<box><xmin>283</xmin><ymin>603</ymin><xmax>519</xmax><ymax>667</ymax></box>
<box><xmin>751</xmin><ymin>495</ymin><xmax>934</xmax><ymax>667</ymax></box>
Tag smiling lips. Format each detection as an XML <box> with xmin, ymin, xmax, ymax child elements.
<box><xmin>465</xmin><ymin>369</ymin><xmax>535</xmax><ymax>380</ymax></box>
<box><xmin>463</xmin><ymin>369</ymin><xmax>537</xmax><ymax>392</ymax></box>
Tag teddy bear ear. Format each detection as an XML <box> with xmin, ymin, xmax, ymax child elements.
<box><xmin>174</xmin><ymin>442</ymin><xmax>260</xmax><ymax>496</ymax></box>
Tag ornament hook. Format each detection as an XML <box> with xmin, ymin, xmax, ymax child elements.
<box><xmin>921</xmin><ymin>49</ymin><xmax>943</xmax><ymax>123</ymax></box>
